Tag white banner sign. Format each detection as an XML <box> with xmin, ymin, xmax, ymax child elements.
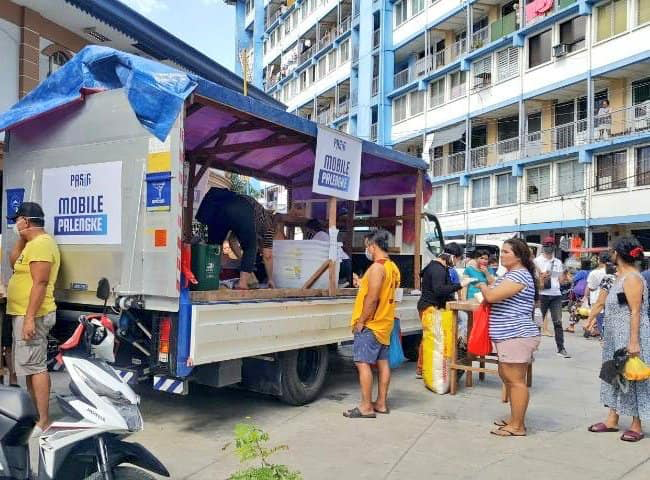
<box><xmin>312</xmin><ymin>126</ymin><xmax>362</xmax><ymax>201</ymax></box>
<box><xmin>42</xmin><ymin>161</ymin><xmax>122</xmax><ymax>244</ymax></box>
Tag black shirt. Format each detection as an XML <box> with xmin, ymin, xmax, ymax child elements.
<box><xmin>417</xmin><ymin>260</ymin><xmax>462</xmax><ymax>312</ymax></box>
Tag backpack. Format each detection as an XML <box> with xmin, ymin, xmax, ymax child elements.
<box><xmin>573</xmin><ymin>278</ymin><xmax>588</xmax><ymax>298</ymax></box>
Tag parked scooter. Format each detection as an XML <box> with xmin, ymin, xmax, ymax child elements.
<box><xmin>0</xmin><ymin>279</ymin><xmax>169</xmax><ymax>479</ymax></box>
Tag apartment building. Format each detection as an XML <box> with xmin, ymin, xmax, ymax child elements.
<box><xmin>236</xmin><ymin>0</ymin><xmax>650</xmax><ymax>248</ymax></box>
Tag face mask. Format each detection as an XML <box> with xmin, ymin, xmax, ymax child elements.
<box><xmin>543</xmin><ymin>246</ymin><xmax>554</xmax><ymax>255</ymax></box>
<box><xmin>365</xmin><ymin>248</ymin><xmax>373</xmax><ymax>261</ymax></box>
<box><xmin>12</xmin><ymin>223</ymin><xmax>21</xmax><ymax>236</ymax></box>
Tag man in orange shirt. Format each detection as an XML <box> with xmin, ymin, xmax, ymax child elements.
<box><xmin>344</xmin><ymin>230</ymin><xmax>401</xmax><ymax>418</ymax></box>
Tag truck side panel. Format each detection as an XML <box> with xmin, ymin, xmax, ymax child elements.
<box><xmin>2</xmin><ymin>89</ymin><xmax>182</xmax><ymax>311</ymax></box>
<box><xmin>189</xmin><ymin>296</ymin><xmax>421</xmax><ymax>366</ymax></box>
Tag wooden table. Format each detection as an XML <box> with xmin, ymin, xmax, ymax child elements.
<box><xmin>446</xmin><ymin>300</ymin><xmax>532</xmax><ymax>397</ymax></box>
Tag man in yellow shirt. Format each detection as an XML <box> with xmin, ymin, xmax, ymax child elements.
<box><xmin>7</xmin><ymin>202</ymin><xmax>60</xmax><ymax>434</ymax></box>
<box><xmin>344</xmin><ymin>230</ymin><xmax>400</xmax><ymax>419</ymax></box>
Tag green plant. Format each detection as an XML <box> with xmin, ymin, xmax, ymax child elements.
<box><xmin>230</xmin><ymin>173</ymin><xmax>262</xmax><ymax>198</ymax></box>
<box><xmin>225</xmin><ymin>423</ymin><xmax>302</xmax><ymax>480</ymax></box>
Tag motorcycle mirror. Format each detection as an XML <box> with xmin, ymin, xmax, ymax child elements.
<box><xmin>96</xmin><ymin>278</ymin><xmax>111</xmax><ymax>301</ymax></box>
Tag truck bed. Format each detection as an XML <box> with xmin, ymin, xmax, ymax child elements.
<box><xmin>188</xmin><ymin>292</ymin><xmax>421</xmax><ymax>366</ymax></box>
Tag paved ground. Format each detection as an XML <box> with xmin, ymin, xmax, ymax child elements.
<box><xmin>40</xmin><ymin>328</ymin><xmax>650</xmax><ymax>479</ymax></box>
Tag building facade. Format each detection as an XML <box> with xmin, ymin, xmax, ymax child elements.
<box><xmin>237</xmin><ymin>0</ymin><xmax>650</xmax><ymax>248</ymax></box>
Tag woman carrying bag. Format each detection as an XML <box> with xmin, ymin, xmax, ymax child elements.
<box><xmin>477</xmin><ymin>238</ymin><xmax>539</xmax><ymax>437</ymax></box>
<box><xmin>588</xmin><ymin>237</ymin><xmax>649</xmax><ymax>442</ymax></box>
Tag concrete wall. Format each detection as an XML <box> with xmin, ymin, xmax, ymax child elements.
<box><xmin>0</xmin><ymin>18</ymin><xmax>20</xmax><ymax>143</ymax></box>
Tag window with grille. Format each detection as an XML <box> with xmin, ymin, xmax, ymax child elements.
<box><xmin>447</xmin><ymin>182</ymin><xmax>464</xmax><ymax>211</ymax></box>
<box><xmin>410</xmin><ymin>90</ymin><xmax>424</xmax><ymax>116</ymax></box>
<box><xmin>473</xmin><ymin>57</ymin><xmax>492</xmax><ymax>89</ymax></box>
<box><xmin>557</xmin><ymin>159</ymin><xmax>584</xmax><ymax>195</ymax></box>
<box><xmin>596</xmin><ymin>0</ymin><xmax>627</xmax><ymax>41</ymax></box>
<box><xmin>526</xmin><ymin>165</ymin><xmax>551</xmax><ymax>201</ymax></box>
<box><xmin>559</xmin><ymin>16</ymin><xmax>586</xmax><ymax>52</ymax></box>
<box><xmin>471</xmin><ymin>177</ymin><xmax>491</xmax><ymax>208</ymax></box>
<box><xmin>496</xmin><ymin>173</ymin><xmax>518</xmax><ymax>205</ymax></box>
<box><xmin>393</xmin><ymin>95</ymin><xmax>408</xmax><ymax>122</ymax></box>
<box><xmin>328</xmin><ymin>50</ymin><xmax>337</xmax><ymax>72</ymax></box>
<box><xmin>596</xmin><ymin>151</ymin><xmax>627</xmax><ymax>191</ymax></box>
<box><xmin>411</xmin><ymin>0</ymin><xmax>424</xmax><ymax>16</ymax></box>
<box><xmin>636</xmin><ymin>146</ymin><xmax>650</xmax><ymax>186</ymax></box>
<box><xmin>318</xmin><ymin>58</ymin><xmax>327</xmax><ymax>78</ymax></box>
<box><xmin>450</xmin><ymin>71</ymin><xmax>466</xmax><ymax>99</ymax></box>
<box><xmin>429</xmin><ymin>78</ymin><xmax>445</xmax><ymax>107</ymax></box>
<box><xmin>428</xmin><ymin>186</ymin><xmax>443</xmax><ymax>213</ymax></box>
<box><xmin>430</xmin><ymin>146</ymin><xmax>443</xmax><ymax>177</ymax></box>
<box><xmin>496</xmin><ymin>47</ymin><xmax>518</xmax><ymax>82</ymax></box>
<box><xmin>340</xmin><ymin>40</ymin><xmax>350</xmax><ymax>63</ymax></box>
<box><xmin>300</xmin><ymin>70</ymin><xmax>307</xmax><ymax>91</ymax></box>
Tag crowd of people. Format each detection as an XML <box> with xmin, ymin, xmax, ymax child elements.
<box><xmin>345</xmin><ymin>229</ymin><xmax>650</xmax><ymax>442</ymax></box>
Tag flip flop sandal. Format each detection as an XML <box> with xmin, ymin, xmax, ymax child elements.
<box><xmin>343</xmin><ymin>407</ymin><xmax>376</xmax><ymax>419</ymax></box>
<box><xmin>490</xmin><ymin>427</ymin><xmax>526</xmax><ymax>437</ymax></box>
<box><xmin>374</xmin><ymin>407</ymin><xmax>390</xmax><ymax>414</ymax></box>
<box><xmin>621</xmin><ymin>430</ymin><xmax>644</xmax><ymax>442</ymax></box>
<box><xmin>588</xmin><ymin>422</ymin><xmax>619</xmax><ymax>433</ymax></box>
<box><xmin>494</xmin><ymin>419</ymin><xmax>508</xmax><ymax>427</ymax></box>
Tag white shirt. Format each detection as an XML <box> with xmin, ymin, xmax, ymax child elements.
<box><xmin>312</xmin><ymin>231</ymin><xmax>350</xmax><ymax>260</ymax></box>
<box><xmin>534</xmin><ymin>255</ymin><xmax>564</xmax><ymax>296</ymax></box>
<box><xmin>587</xmin><ymin>267</ymin><xmax>606</xmax><ymax>305</ymax></box>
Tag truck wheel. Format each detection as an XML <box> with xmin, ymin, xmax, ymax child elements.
<box><xmin>84</xmin><ymin>466</ymin><xmax>156</xmax><ymax>480</ymax></box>
<box><xmin>401</xmin><ymin>333</ymin><xmax>422</xmax><ymax>362</ymax></box>
<box><xmin>278</xmin><ymin>346</ymin><xmax>329</xmax><ymax>405</ymax></box>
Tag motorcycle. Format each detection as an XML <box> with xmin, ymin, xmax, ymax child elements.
<box><xmin>0</xmin><ymin>279</ymin><xmax>169</xmax><ymax>479</ymax></box>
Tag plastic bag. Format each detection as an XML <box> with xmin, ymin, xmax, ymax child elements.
<box><xmin>468</xmin><ymin>303</ymin><xmax>491</xmax><ymax>356</ymax></box>
<box><xmin>421</xmin><ymin>307</ymin><xmax>454</xmax><ymax>394</ymax></box>
<box><xmin>388</xmin><ymin>318</ymin><xmax>407</xmax><ymax>369</ymax></box>
<box><xmin>623</xmin><ymin>356</ymin><xmax>650</xmax><ymax>381</ymax></box>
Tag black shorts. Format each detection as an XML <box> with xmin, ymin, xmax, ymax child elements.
<box><xmin>2</xmin><ymin>313</ymin><xmax>12</xmax><ymax>348</ymax></box>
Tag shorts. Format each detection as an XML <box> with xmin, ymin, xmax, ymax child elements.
<box><xmin>494</xmin><ymin>336</ymin><xmax>541</xmax><ymax>364</ymax></box>
<box><xmin>12</xmin><ymin>312</ymin><xmax>56</xmax><ymax>376</ymax></box>
<box><xmin>353</xmin><ymin>327</ymin><xmax>389</xmax><ymax>364</ymax></box>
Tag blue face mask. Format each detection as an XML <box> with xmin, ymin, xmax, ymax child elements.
<box><xmin>488</xmin><ymin>266</ymin><xmax>497</xmax><ymax>275</ymax></box>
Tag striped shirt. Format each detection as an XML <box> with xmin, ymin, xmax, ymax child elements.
<box><xmin>488</xmin><ymin>268</ymin><xmax>539</xmax><ymax>341</ymax></box>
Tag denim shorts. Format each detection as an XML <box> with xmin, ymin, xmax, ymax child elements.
<box><xmin>353</xmin><ymin>327</ymin><xmax>389</xmax><ymax>364</ymax></box>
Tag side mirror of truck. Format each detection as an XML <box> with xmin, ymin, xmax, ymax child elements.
<box><xmin>96</xmin><ymin>278</ymin><xmax>111</xmax><ymax>301</ymax></box>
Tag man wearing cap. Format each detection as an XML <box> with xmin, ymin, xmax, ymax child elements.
<box><xmin>7</xmin><ymin>202</ymin><xmax>60</xmax><ymax>434</ymax></box>
<box><xmin>534</xmin><ymin>236</ymin><xmax>570</xmax><ymax>358</ymax></box>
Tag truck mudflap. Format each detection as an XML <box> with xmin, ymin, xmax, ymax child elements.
<box><xmin>153</xmin><ymin>375</ymin><xmax>188</xmax><ymax>395</ymax></box>
<box><xmin>114</xmin><ymin>366</ymin><xmax>151</xmax><ymax>385</ymax></box>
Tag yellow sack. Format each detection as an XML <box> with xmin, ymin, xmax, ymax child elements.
<box><xmin>623</xmin><ymin>356</ymin><xmax>650</xmax><ymax>381</ymax></box>
<box><xmin>422</xmin><ymin>307</ymin><xmax>454</xmax><ymax>394</ymax></box>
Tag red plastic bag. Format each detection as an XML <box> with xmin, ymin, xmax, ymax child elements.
<box><xmin>468</xmin><ymin>303</ymin><xmax>491</xmax><ymax>356</ymax></box>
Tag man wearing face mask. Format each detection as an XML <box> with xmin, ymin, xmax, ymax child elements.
<box><xmin>344</xmin><ymin>230</ymin><xmax>400</xmax><ymax>418</ymax></box>
<box><xmin>415</xmin><ymin>243</ymin><xmax>474</xmax><ymax>377</ymax></box>
<box><xmin>6</xmin><ymin>202</ymin><xmax>60</xmax><ymax>436</ymax></box>
<box><xmin>534</xmin><ymin>236</ymin><xmax>570</xmax><ymax>358</ymax></box>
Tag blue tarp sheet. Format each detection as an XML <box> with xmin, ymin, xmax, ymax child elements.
<box><xmin>0</xmin><ymin>45</ymin><xmax>197</xmax><ymax>141</ymax></box>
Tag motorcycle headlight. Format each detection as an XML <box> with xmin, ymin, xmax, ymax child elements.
<box><xmin>110</xmin><ymin>401</ymin><xmax>143</xmax><ymax>432</ymax></box>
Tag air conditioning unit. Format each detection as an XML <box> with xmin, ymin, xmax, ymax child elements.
<box><xmin>553</xmin><ymin>43</ymin><xmax>568</xmax><ymax>58</ymax></box>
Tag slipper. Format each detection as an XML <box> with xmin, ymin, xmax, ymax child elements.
<box><xmin>588</xmin><ymin>422</ymin><xmax>619</xmax><ymax>433</ymax></box>
<box><xmin>343</xmin><ymin>407</ymin><xmax>376</xmax><ymax>419</ymax></box>
<box><xmin>374</xmin><ymin>407</ymin><xmax>390</xmax><ymax>414</ymax></box>
<box><xmin>621</xmin><ymin>430</ymin><xmax>644</xmax><ymax>442</ymax></box>
<box><xmin>494</xmin><ymin>419</ymin><xmax>508</xmax><ymax>427</ymax></box>
<box><xmin>490</xmin><ymin>427</ymin><xmax>526</xmax><ymax>437</ymax></box>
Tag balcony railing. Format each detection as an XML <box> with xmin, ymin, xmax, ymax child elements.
<box><xmin>337</xmin><ymin>17</ymin><xmax>351</xmax><ymax>37</ymax></box>
<box><xmin>490</xmin><ymin>11</ymin><xmax>517</xmax><ymax>42</ymax></box>
<box><xmin>372</xmin><ymin>76</ymin><xmax>379</xmax><ymax>96</ymax></box>
<box><xmin>392</xmin><ymin>43</ymin><xmax>464</xmax><ymax>92</ymax></box>
<box><xmin>448</xmin><ymin>152</ymin><xmax>466</xmax><ymax>173</ymax></box>
<box><xmin>337</xmin><ymin>99</ymin><xmax>349</xmax><ymax>117</ymax></box>
<box><xmin>299</xmin><ymin>44</ymin><xmax>314</xmax><ymax>65</ymax></box>
<box><xmin>471</xmin><ymin>26</ymin><xmax>490</xmax><ymax>50</ymax></box>
<box><xmin>394</xmin><ymin>69</ymin><xmax>410</xmax><ymax>89</ymax></box>
<box><xmin>317</xmin><ymin>29</ymin><xmax>334</xmax><ymax>51</ymax></box>
<box><xmin>370</xmin><ymin>123</ymin><xmax>378</xmax><ymax>141</ymax></box>
<box><xmin>318</xmin><ymin>108</ymin><xmax>333</xmax><ymax>125</ymax></box>
<box><xmin>373</xmin><ymin>29</ymin><xmax>380</xmax><ymax>49</ymax></box>
<box><xmin>460</xmin><ymin>104</ymin><xmax>650</xmax><ymax>172</ymax></box>
<box><xmin>266</xmin><ymin>9</ymin><xmax>282</xmax><ymax>29</ymax></box>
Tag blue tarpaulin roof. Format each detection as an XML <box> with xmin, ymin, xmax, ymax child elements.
<box><xmin>0</xmin><ymin>46</ymin><xmax>431</xmax><ymax>201</ymax></box>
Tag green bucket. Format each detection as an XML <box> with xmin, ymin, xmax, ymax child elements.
<box><xmin>191</xmin><ymin>243</ymin><xmax>222</xmax><ymax>291</ymax></box>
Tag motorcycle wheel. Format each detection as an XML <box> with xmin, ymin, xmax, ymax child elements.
<box><xmin>83</xmin><ymin>466</ymin><xmax>157</xmax><ymax>480</ymax></box>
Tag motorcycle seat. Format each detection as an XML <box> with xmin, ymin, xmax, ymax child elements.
<box><xmin>0</xmin><ymin>386</ymin><xmax>38</xmax><ymax>423</ymax></box>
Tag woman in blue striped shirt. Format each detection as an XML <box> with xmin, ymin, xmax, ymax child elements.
<box><xmin>477</xmin><ymin>238</ymin><xmax>540</xmax><ymax>437</ymax></box>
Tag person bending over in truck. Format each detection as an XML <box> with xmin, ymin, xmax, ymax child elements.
<box><xmin>196</xmin><ymin>187</ymin><xmax>275</xmax><ymax>289</ymax></box>
<box><xmin>344</xmin><ymin>230</ymin><xmax>400</xmax><ymax>418</ymax></box>
<box><xmin>6</xmin><ymin>202</ymin><xmax>60</xmax><ymax>435</ymax></box>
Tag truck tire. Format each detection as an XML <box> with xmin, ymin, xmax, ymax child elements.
<box><xmin>84</xmin><ymin>466</ymin><xmax>156</xmax><ymax>480</ymax></box>
<box><xmin>278</xmin><ymin>346</ymin><xmax>329</xmax><ymax>405</ymax></box>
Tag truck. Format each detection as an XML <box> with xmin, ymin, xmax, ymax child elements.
<box><xmin>0</xmin><ymin>47</ymin><xmax>444</xmax><ymax>405</ymax></box>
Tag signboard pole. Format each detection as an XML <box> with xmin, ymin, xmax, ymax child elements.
<box><xmin>414</xmin><ymin>170</ymin><xmax>423</xmax><ymax>290</ymax></box>
<box><xmin>328</xmin><ymin>197</ymin><xmax>337</xmax><ymax>297</ymax></box>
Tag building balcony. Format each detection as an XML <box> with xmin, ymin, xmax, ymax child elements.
<box><xmin>336</xmin><ymin>99</ymin><xmax>349</xmax><ymax>117</ymax></box>
<box><xmin>318</xmin><ymin>107</ymin><xmax>334</xmax><ymax>125</ymax></box>
<box><xmin>524</xmin><ymin>0</ymin><xmax>576</xmax><ymax>27</ymax></box>
<box><xmin>458</xmin><ymin>105</ymin><xmax>650</xmax><ymax>173</ymax></box>
<box><xmin>490</xmin><ymin>11</ymin><xmax>517</xmax><ymax>43</ymax></box>
<box><xmin>431</xmin><ymin>152</ymin><xmax>466</xmax><ymax>177</ymax></box>
<box><xmin>471</xmin><ymin>25</ymin><xmax>490</xmax><ymax>50</ymax></box>
<box><xmin>337</xmin><ymin>17</ymin><xmax>351</xmax><ymax>38</ymax></box>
